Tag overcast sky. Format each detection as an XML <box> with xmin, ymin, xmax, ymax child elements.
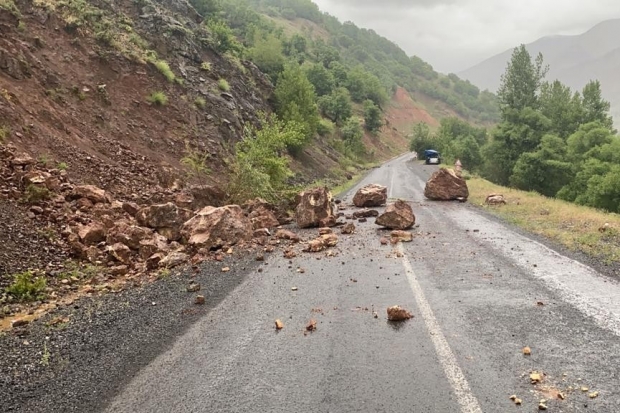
<box><xmin>312</xmin><ymin>0</ymin><xmax>620</xmax><ymax>73</ymax></box>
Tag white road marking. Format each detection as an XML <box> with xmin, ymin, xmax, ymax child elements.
<box><xmin>398</xmin><ymin>243</ymin><xmax>483</xmax><ymax>413</ymax></box>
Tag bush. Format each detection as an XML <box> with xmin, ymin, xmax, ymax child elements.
<box><xmin>227</xmin><ymin>115</ymin><xmax>304</xmax><ymax>203</ymax></box>
<box><xmin>153</xmin><ymin>60</ymin><xmax>175</xmax><ymax>82</ymax></box>
<box><xmin>200</xmin><ymin>62</ymin><xmax>211</xmax><ymax>71</ymax></box>
<box><xmin>317</xmin><ymin>119</ymin><xmax>334</xmax><ymax>137</ymax></box>
<box><xmin>0</xmin><ymin>125</ymin><xmax>9</xmax><ymax>143</ymax></box>
<box><xmin>147</xmin><ymin>91</ymin><xmax>168</xmax><ymax>106</ymax></box>
<box><xmin>5</xmin><ymin>271</ymin><xmax>47</xmax><ymax>302</ymax></box>
<box><xmin>194</xmin><ymin>97</ymin><xmax>206</xmax><ymax>109</ymax></box>
<box><xmin>57</xmin><ymin>162</ymin><xmax>68</xmax><ymax>170</ymax></box>
<box><xmin>24</xmin><ymin>184</ymin><xmax>50</xmax><ymax>203</ymax></box>
<box><xmin>340</xmin><ymin>117</ymin><xmax>365</xmax><ymax>156</ymax></box>
<box><xmin>218</xmin><ymin>79</ymin><xmax>230</xmax><ymax>92</ymax></box>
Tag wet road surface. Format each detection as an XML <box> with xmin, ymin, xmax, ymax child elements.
<box><xmin>104</xmin><ymin>153</ymin><xmax>620</xmax><ymax>413</ymax></box>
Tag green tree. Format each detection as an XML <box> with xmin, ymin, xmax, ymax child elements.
<box><xmin>206</xmin><ymin>19</ymin><xmax>242</xmax><ymax>55</ymax></box>
<box><xmin>248</xmin><ymin>33</ymin><xmax>285</xmax><ymax>82</ymax></box>
<box><xmin>317</xmin><ymin>87</ymin><xmax>352</xmax><ymax>124</ymax></box>
<box><xmin>497</xmin><ymin>45</ymin><xmax>547</xmax><ymax>114</ymax></box>
<box><xmin>275</xmin><ymin>64</ymin><xmax>319</xmax><ymax>141</ymax></box>
<box><xmin>510</xmin><ymin>134</ymin><xmax>573</xmax><ymax>197</ymax></box>
<box><xmin>363</xmin><ymin>99</ymin><xmax>382</xmax><ymax>132</ymax></box>
<box><xmin>305</xmin><ymin>63</ymin><xmax>335</xmax><ymax>96</ymax></box>
<box><xmin>581</xmin><ymin>80</ymin><xmax>614</xmax><ymax>131</ymax></box>
<box><xmin>340</xmin><ymin>117</ymin><xmax>365</xmax><ymax>155</ymax></box>
<box><xmin>409</xmin><ymin>123</ymin><xmax>433</xmax><ymax>154</ymax></box>
<box><xmin>539</xmin><ymin>80</ymin><xmax>583</xmax><ymax>139</ymax></box>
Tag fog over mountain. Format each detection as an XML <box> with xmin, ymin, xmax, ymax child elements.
<box><xmin>459</xmin><ymin>19</ymin><xmax>620</xmax><ymax>124</ymax></box>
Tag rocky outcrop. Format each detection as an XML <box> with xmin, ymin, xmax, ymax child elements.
<box><xmin>353</xmin><ymin>184</ymin><xmax>387</xmax><ymax>208</ymax></box>
<box><xmin>295</xmin><ymin>187</ymin><xmax>334</xmax><ymax>229</ymax></box>
<box><xmin>181</xmin><ymin>205</ymin><xmax>252</xmax><ymax>249</ymax></box>
<box><xmin>375</xmin><ymin>200</ymin><xmax>415</xmax><ymax>230</ymax></box>
<box><xmin>424</xmin><ymin>168</ymin><xmax>469</xmax><ymax>201</ymax></box>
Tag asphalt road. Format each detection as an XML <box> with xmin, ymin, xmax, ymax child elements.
<box><xmin>103</xmin><ymin>153</ymin><xmax>620</xmax><ymax>413</ymax></box>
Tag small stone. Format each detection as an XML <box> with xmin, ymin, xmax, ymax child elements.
<box><xmin>523</xmin><ymin>346</ymin><xmax>532</xmax><ymax>355</ymax></box>
<box><xmin>221</xmin><ymin>267</ymin><xmax>230</xmax><ymax>272</ymax></box>
<box><xmin>194</xmin><ymin>295</ymin><xmax>205</xmax><ymax>305</ymax></box>
<box><xmin>387</xmin><ymin>306</ymin><xmax>413</xmax><ymax>321</ymax></box>
<box><xmin>187</xmin><ymin>283</ymin><xmax>201</xmax><ymax>293</ymax></box>
<box><xmin>275</xmin><ymin>319</ymin><xmax>284</xmax><ymax>330</ymax></box>
<box><xmin>12</xmin><ymin>319</ymin><xmax>30</xmax><ymax>328</ymax></box>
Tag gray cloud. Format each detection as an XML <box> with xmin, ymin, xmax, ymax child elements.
<box><xmin>313</xmin><ymin>0</ymin><xmax>620</xmax><ymax>72</ymax></box>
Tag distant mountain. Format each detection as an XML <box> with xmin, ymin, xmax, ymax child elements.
<box><xmin>459</xmin><ymin>19</ymin><xmax>620</xmax><ymax>124</ymax></box>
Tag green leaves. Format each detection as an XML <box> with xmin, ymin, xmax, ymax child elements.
<box><xmin>275</xmin><ymin>64</ymin><xmax>319</xmax><ymax>141</ymax></box>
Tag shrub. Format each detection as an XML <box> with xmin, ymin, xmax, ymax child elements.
<box><xmin>5</xmin><ymin>271</ymin><xmax>47</xmax><ymax>302</ymax></box>
<box><xmin>147</xmin><ymin>91</ymin><xmax>168</xmax><ymax>106</ymax></box>
<box><xmin>180</xmin><ymin>144</ymin><xmax>210</xmax><ymax>176</ymax></box>
<box><xmin>227</xmin><ymin>115</ymin><xmax>304</xmax><ymax>203</ymax></box>
<box><xmin>194</xmin><ymin>97</ymin><xmax>206</xmax><ymax>109</ymax></box>
<box><xmin>317</xmin><ymin>119</ymin><xmax>334</xmax><ymax>137</ymax></box>
<box><xmin>218</xmin><ymin>78</ymin><xmax>230</xmax><ymax>92</ymax></box>
<box><xmin>200</xmin><ymin>62</ymin><xmax>211</xmax><ymax>71</ymax></box>
<box><xmin>153</xmin><ymin>60</ymin><xmax>175</xmax><ymax>82</ymax></box>
<box><xmin>24</xmin><ymin>184</ymin><xmax>50</xmax><ymax>203</ymax></box>
<box><xmin>0</xmin><ymin>125</ymin><xmax>9</xmax><ymax>143</ymax></box>
<box><xmin>57</xmin><ymin>162</ymin><xmax>68</xmax><ymax>170</ymax></box>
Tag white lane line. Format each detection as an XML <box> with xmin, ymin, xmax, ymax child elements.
<box><xmin>398</xmin><ymin>243</ymin><xmax>483</xmax><ymax>413</ymax></box>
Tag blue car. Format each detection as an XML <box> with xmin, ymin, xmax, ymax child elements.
<box><xmin>424</xmin><ymin>149</ymin><xmax>441</xmax><ymax>165</ymax></box>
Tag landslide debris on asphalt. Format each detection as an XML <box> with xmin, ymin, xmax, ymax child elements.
<box><xmin>424</xmin><ymin>168</ymin><xmax>469</xmax><ymax>201</ymax></box>
<box><xmin>387</xmin><ymin>305</ymin><xmax>413</xmax><ymax>321</ymax></box>
<box><xmin>353</xmin><ymin>184</ymin><xmax>387</xmax><ymax>207</ymax></box>
<box><xmin>295</xmin><ymin>187</ymin><xmax>335</xmax><ymax>228</ymax></box>
<box><xmin>376</xmin><ymin>200</ymin><xmax>415</xmax><ymax>230</ymax></box>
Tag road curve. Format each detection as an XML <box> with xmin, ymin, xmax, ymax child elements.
<box><xmin>104</xmin><ymin>153</ymin><xmax>620</xmax><ymax>413</ymax></box>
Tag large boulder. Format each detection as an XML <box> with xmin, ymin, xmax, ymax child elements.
<box><xmin>71</xmin><ymin>185</ymin><xmax>108</xmax><ymax>204</ymax></box>
<box><xmin>295</xmin><ymin>187</ymin><xmax>334</xmax><ymax>229</ymax></box>
<box><xmin>353</xmin><ymin>184</ymin><xmax>387</xmax><ymax>208</ymax></box>
<box><xmin>424</xmin><ymin>168</ymin><xmax>469</xmax><ymax>201</ymax></box>
<box><xmin>106</xmin><ymin>223</ymin><xmax>153</xmax><ymax>250</ymax></box>
<box><xmin>78</xmin><ymin>222</ymin><xmax>107</xmax><ymax>245</ymax></box>
<box><xmin>375</xmin><ymin>200</ymin><xmax>415</xmax><ymax>230</ymax></box>
<box><xmin>136</xmin><ymin>202</ymin><xmax>192</xmax><ymax>241</ymax></box>
<box><xmin>181</xmin><ymin>205</ymin><xmax>252</xmax><ymax>249</ymax></box>
<box><xmin>244</xmin><ymin>198</ymin><xmax>280</xmax><ymax>230</ymax></box>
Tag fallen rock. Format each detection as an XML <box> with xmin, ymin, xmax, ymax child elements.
<box><xmin>244</xmin><ymin>198</ymin><xmax>280</xmax><ymax>230</ymax></box>
<box><xmin>424</xmin><ymin>168</ymin><xmax>469</xmax><ymax>201</ymax></box>
<box><xmin>295</xmin><ymin>187</ymin><xmax>334</xmax><ymax>229</ymax></box>
<box><xmin>108</xmin><ymin>243</ymin><xmax>132</xmax><ymax>264</ymax></box>
<box><xmin>194</xmin><ymin>295</ymin><xmax>206</xmax><ymax>305</ymax></box>
<box><xmin>303</xmin><ymin>233</ymin><xmax>338</xmax><ymax>252</ymax></box>
<box><xmin>390</xmin><ymin>230</ymin><xmax>413</xmax><ymax>243</ymax></box>
<box><xmin>159</xmin><ymin>251</ymin><xmax>189</xmax><ymax>268</ymax></box>
<box><xmin>341</xmin><ymin>223</ymin><xmax>355</xmax><ymax>234</ymax></box>
<box><xmin>181</xmin><ymin>205</ymin><xmax>252</xmax><ymax>249</ymax></box>
<box><xmin>387</xmin><ymin>305</ymin><xmax>413</xmax><ymax>321</ymax></box>
<box><xmin>122</xmin><ymin>202</ymin><xmax>140</xmax><ymax>216</ymax></box>
<box><xmin>10</xmin><ymin>153</ymin><xmax>35</xmax><ymax>168</ymax></box>
<box><xmin>352</xmin><ymin>209</ymin><xmax>379</xmax><ymax>219</ymax></box>
<box><xmin>485</xmin><ymin>194</ymin><xmax>506</xmax><ymax>205</ymax></box>
<box><xmin>71</xmin><ymin>185</ymin><xmax>108</xmax><ymax>204</ymax></box>
<box><xmin>306</xmin><ymin>319</ymin><xmax>317</xmax><ymax>331</ymax></box>
<box><xmin>136</xmin><ymin>203</ymin><xmax>192</xmax><ymax>241</ymax></box>
<box><xmin>380</xmin><ymin>237</ymin><xmax>389</xmax><ymax>245</ymax></box>
<box><xmin>353</xmin><ymin>184</ymin><xmax>387</xmax><ymax>207</ymax></box>
<box><xmin>78</xmin><ymin>222</ymin><xmax>106</xmax><ymax>245</ymax></box>
<box><xmin>107</xmin><ymin>224</ymin><xmax>152</xmax><ymax>250</ymax></box>
<box><xmin>146</xmin><ymin>253</ymin><xmax>164</xmax><ymax>270</ymax></box>
<box><xmin>275</xmin><ymin>229</ymin><xmax>301</xmax><ymax>243</ymax></box>
<box><xmin>253</xmin><ymin>228</ymin><xmax>271</xmax><ymax>238</ymax></box>
<box><xmin>318</xmin><ymin>215</ymin><xmax>337</xmax><ymax>228</ymax></box>
<box><xmin>376</xmin><ymin>200</ymin><xmax>415</xmax><ymax>230</ymax></box>
<box><xmin>187</xmin><ymin>283</ymin><xmax>201</xmax><ymax>293</ymax></box>
<box><xmin>318</xmin><ymin>227</ymin><xmax>333</xmax><ymax>235</ymax></box>
<box><xmin>275</xmin><ymin>319</ymin><xmax>284</xmax><ymax>330</ymax></box>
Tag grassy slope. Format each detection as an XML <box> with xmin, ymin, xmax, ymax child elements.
<box><xmin>468</xmin><ymin>177</ymin><xmax>620</xmax><ymax>264</ymax></box>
